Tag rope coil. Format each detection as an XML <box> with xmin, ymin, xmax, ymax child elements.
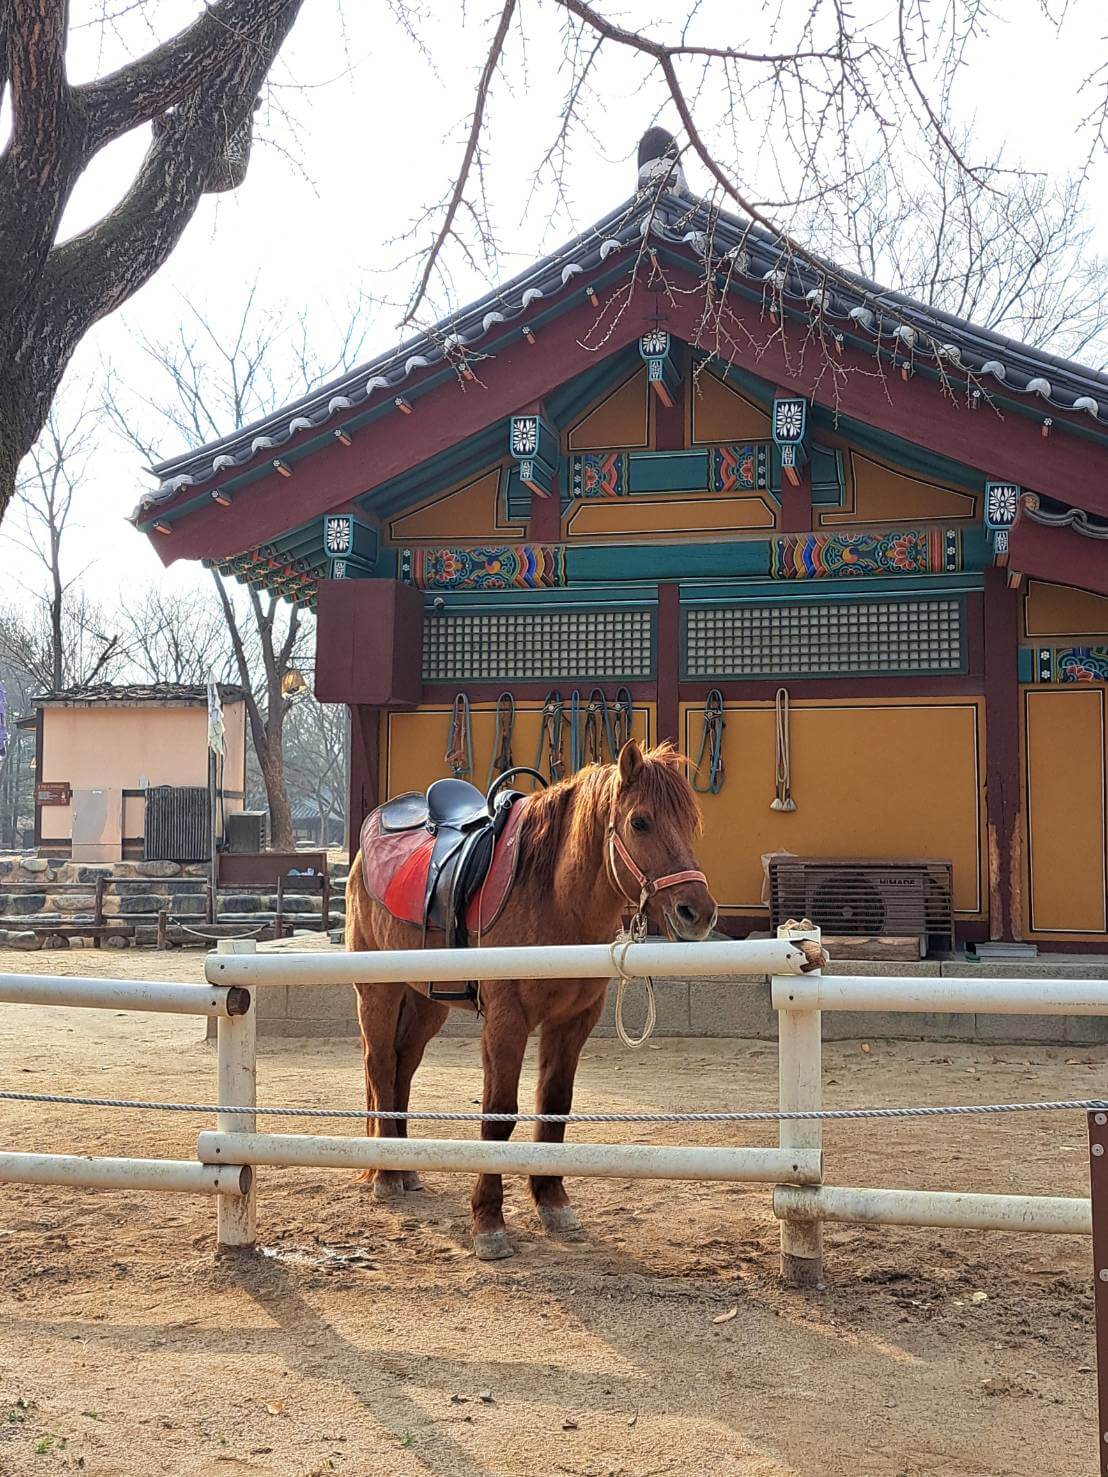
<box><xmin>609</xmin><ymin>931</ymin><xmax>657</xmax><ymax>1049</ymax></box>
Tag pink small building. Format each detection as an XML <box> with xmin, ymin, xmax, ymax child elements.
<box><xmin>32</xmin><ymin>684</ymin><xmax>248</xmax><ymax>862</ymax></box>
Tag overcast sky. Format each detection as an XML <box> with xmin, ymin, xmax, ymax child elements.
<box><xmin>4</xmin><ymin>0</ymin><xmax>1107</xmax><ymax>609</ymax></box>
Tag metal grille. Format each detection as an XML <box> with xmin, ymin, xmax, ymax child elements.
<box><xmin>143</xmin><ymin>786</ymin><xmax>210</xmax><ymax>862</ymax></box>
<box><xmin>768</xmin><ymin>857</ymin><xmax>956</xmax><ymax>951</ymax></box>
<box><xmin>423</xmin><ymin>610</ymin><xmax>654</xmax><ymax>681</ymax></box>
<box><xmin>684</xmin><ymin>598</ymin><xmax>962</xmax><ymax>678</ymax></box>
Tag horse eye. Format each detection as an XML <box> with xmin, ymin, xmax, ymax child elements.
<box><xmin>630</xmin><ymin>814</ymin><xmax>650</xmax><ymax>833</ymax></box>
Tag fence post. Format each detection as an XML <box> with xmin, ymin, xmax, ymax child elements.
<box><xmin>215</xmin><ymin>938</ymin><xmax>257</xmax><ymax>1251</ymax></box>
<box><xmin>775</xmin><ymin>922</ymin><xmax>823</xmax><ymax>1288</ymax></box>
<box><xmin>1088</xmin><ymin>1110</ymin><xmax>1108</xmax><ymax>1474</ymax></box>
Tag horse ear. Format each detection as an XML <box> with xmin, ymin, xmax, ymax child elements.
<box><xmin>618</xmin><ymin>738</ymin><xmax>644</xmax><ymax>786</ymax></box>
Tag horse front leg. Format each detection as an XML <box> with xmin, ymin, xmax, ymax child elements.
<box><xmin>530</xmin><ymin>991</ymin><xmax>606</xmax><ymax>1238</ymax></box>
<box><xmin>471</xmin><ymin>992</ymin><xmax>529</xmax><ymax>1261</ymax></box>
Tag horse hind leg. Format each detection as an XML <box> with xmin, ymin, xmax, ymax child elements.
<box><xmin>393</xmin><ymin>988</ymin><xmax>448</xmax><ymax>1191</ymax></box>
<box><xmin>354</xmin><ymin>980</ymin><xmax>409</xmax><ymax>1200</ymax></box>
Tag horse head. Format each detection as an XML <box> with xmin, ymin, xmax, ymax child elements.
<box><xmin>607</xmin><ymin>739</ymin><xmax>718</xmax><ymax>941</ymax></box>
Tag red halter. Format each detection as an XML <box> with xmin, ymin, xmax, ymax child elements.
<box><xmin>606</xmin><ymin>812</ymin><xmax>709</xmax><ymax>930</ymax></box>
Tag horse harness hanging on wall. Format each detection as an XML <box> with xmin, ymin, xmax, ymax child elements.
<box><xmin>536</xmin><ymin>690</ymin><xmax>566</xmax><ymax>783</ymax></box>
<box><xmin>583</xmin><ymin>688</ymin><xmax>615</xmax><ymax>765</ymax></box>
<box><xmin>444</xmin><ymin>693</ymin><xmax>473</xmax><ymax>778</ymax></box>
<box><xmin>692</xmin><ymin>689</ymin><xmax>726</xmax><ymax>794</ymax></box>
<box><xmin>486</xmin><ymin>692</ymin><xmax>516</xmax><ymax>788</ymax></box>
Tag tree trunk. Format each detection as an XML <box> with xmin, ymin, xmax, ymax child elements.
<box><xmin>258</xmin><ymin>740</ymin><xmax>294</xmax><ymax>851</ymax></box>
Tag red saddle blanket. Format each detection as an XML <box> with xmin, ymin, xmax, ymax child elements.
<box><xmin>360</xmin><ymin>798</ymin><xmax>528</xmax><ymax>936</ymax></box>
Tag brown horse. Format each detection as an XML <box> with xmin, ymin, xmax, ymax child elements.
<box><xmin>346</xmin><ymin>739</ymin><xmax>718</xmax><ymax>1260</ymax></box>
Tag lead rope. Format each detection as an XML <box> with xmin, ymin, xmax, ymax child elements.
<box><xmin>609</xmin><ymin>917</ymin><xmax>657</xmax><ymax>1049</ymax></box>
<box><xmin>486</xmin><ymin>692</ymin><xmax>516</xmax><ymax>788</ymax></box>
<box><xmin>535</xmin><ymin>690</ymin><xmax>565</xmax><ymax>783</ymax></box>
<box><xmin>445</xmin><ymin>693</ymin><xmax>473</xmax><ymax>778</ymax></box>
<box><xmin>771</xmin><ymin>686</ymin><xmax>796</xmax><ymax>811</ymax></box>
<box><xmin>692</xmin><ymin>689</ymin><xmax>725</xmax><ymax>794</ymax></box>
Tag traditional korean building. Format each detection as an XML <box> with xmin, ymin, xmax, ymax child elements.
<box><xmin>134</xmin><ymin>130</ymin><xmax>1108</xmax><ymax>953</ymax></box>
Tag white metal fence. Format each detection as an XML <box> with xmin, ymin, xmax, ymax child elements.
<box><xmin>0</xmin><ymin>929</ymin><xmax>1105</xmax><ymax>1284</ymax></box>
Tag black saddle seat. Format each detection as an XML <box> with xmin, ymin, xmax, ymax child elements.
<box><xmin>379</xmin><ymin>778</ymin><xmax>491</xmax><ymax>834</ymax></box>
<box><xmin>427</xmin><ymin>777</ymin><xmax>492</xmax><ymax>830</ymax></box>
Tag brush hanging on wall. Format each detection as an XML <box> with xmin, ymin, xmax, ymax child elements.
<box><xmin>771</xmin><ymin>687</ymin><xmax>797</xmax><ymax>811</ymax></box>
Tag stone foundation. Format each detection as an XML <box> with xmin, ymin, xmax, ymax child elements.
<box><xmin>239</xmin><ymin>956</ymin><xmax>1108</xmax><ymax>1046</ymax></box>
<box><xmin>0</xmin><ymin>854</ymin><xmax>348</xmax><ymax>947</ymax></box>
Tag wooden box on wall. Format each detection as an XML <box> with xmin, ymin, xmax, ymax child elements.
<box><xmin>314</xmin><ymin>579</ymin><xmax>423</xmax><ymax>708</ymax></box>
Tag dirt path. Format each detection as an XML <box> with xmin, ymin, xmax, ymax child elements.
<box><xmin>0</xmin><ymin>947</ymin><xmax>1101</xmax><ymax>1475</ymax></box>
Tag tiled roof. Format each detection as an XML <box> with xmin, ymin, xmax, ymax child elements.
<box><xmin>135</xmin><ymin>132</ymin><xmax>1108</xmax><ymax>517</ymax></box>
<box><xmin>1024</xmin><ymin>501</ymin><xmax>1108</xmax><ymax>539</ymax></box>
<box><xmin>35</xmin><ymin>682</ymin><xmax>246</xmax><ymax>706</ymax></box>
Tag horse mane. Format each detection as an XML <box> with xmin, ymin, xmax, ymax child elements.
<box><xmin>516</xmin><ymin>742</ymin><xmax>701</xmax><ymax>891</ymax></box>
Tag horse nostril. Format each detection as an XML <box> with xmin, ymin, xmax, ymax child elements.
<box><xmin>676</xmin><ymin>903</ymin><xmax>697</xmax><ymax>926</ymax></box>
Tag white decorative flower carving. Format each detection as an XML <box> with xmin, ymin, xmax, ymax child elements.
<box><xmin>325</xmin><ymin>517</ymin><xmax>351</xmax><ymax>553</ymax></box>
<box><xmin>511</xmin><ymin>417</ymin><xmax>538</xmax><ymax>455</ymax></box>
<box><xmin>986</xmin><ymin>484</ymin><xmax>1019</xmax><ymax>527</ymax></box>
<box><xmin>774</xmin><ymin>399</ymin><xmax>805</xmax><ymax>441</ymax></box>
<box><xmin>640</xmin><ymin>329</ymin><xmax>669</xmax><ymax>357</ymax></box>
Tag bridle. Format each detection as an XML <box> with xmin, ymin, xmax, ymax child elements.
<box><xmin>605</xmin><ymin>791</ymin><xmax>709</xmax><ymax>940</ymax></box>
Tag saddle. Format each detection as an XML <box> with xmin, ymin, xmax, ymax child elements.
<box><xmin>360</xmin><ymin>769</ymin><xmax>544</xmax><ymax>1007</ymax></box>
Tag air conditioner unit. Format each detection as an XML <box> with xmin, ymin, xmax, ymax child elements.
<box><xmin>226</xmin><ymin>810</ymin><xmax>268</xmax><ymax>854</ymax></box>
<box><xmin>768</xmin><ymin>858</ymin><xmax>955</xmax><ymax>954</ymax></box>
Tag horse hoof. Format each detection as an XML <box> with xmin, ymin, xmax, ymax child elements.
<box><xmin>372</xmin><ymin>1174</ymin><xmax>406</xmax><ymax>1201</ymax></box>
<box><xmin>473</xmin><ymin>1230</ymin><xmax>515</xmax><ymax>1261</ymax></box>
<box><xmin>537</xmin><ymin>1204</ymin><xmax>583</xmax><ymax>1239</ymax></box>
<box><xmin>401</xmin><ymin>1171</ymin><xmax>425</xmax><ymax>1192</ymax></box>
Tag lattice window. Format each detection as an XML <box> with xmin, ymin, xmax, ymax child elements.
<box><xmin>423</xmin><ymin>609</ymin><xmax>654</xmax><ymax>681</ymax></box>
<box><xmin>684</xmin><ymin>598</ymin><xmax>963</xmax><ymax>678</ymax></box>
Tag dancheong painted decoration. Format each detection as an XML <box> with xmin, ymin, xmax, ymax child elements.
<box><xmin>135</xmin><ymin>126</ymin><xmax>1108</xmax><ymax>951</ymax></box>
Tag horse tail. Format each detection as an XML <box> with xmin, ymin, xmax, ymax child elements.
<box><xmin>345</xmin><ymin>850</ymin><xmax>377</xmax><ymax>953</ymax></box>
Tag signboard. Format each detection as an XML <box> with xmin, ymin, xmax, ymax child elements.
<box><xmin>35</xmin><ymin>781</ymin><xmax>72</xmax><ymax>807</ymax></box>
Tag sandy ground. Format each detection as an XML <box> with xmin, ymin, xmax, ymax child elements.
<box><xmin>0</xmin><ymin>946</ymin><xmax>1101</xmax><ymax>1477</ymax></box>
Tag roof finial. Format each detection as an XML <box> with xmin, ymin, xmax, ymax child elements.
<box><xmin>637</xmin><ymin>127</ymin><xmax>686</xmax><ymax>193</ymax></box>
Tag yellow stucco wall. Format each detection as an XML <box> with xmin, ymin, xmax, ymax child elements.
<box><xmin>1022</xmin><ymin>687</ymin><xmax>1107</xmax><ymax>937</ymax></box>
<box><xmin>680</xmin><ymin>697</ymin><xmax>986</xmax><ymax>916</ymax></box>
<box><xmin>40</xmin><ymin>701</ymin><xmax>247</xmax><ymax>844</ymax></box>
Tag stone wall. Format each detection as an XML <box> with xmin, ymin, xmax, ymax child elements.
<box><xmin>0</xmin><ymin>855</ymin><xmax>347</xmax><ymax>950</ymax></box>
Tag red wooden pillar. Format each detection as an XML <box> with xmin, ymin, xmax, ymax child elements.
<box><xmin>347</xmin><ymin>703</ymin><xmax>380</xmax><ymax>863</ymax></box>
<box><xmin>983</xmin><ymin>567</ymin><xmax>1022</xmax><ymax>940</ymax></box>
<box><xmin>657</xmin><ymin>582</ymin><xmax>681</xmax><ymax>747</ymax></box>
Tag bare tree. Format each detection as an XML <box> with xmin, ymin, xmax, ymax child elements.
<box><xmin>0</xmin><ymin>592</ymin><xmax>124</xmax><ymax>695</ymax></box>
<box><xmin>117</xmin><ymin>585</ymin><xmax>241</xmax><ymax>686</ymax></box>
<box><xmin>0</xmin><ymin>659</ymin><xmax>33</xmax><ymax>849</ymax></box>
<box><xmin>6</xmin><ymin>397</ymin><xmax>100</xmax><ymax>691</ymax></box>
<box><xmin>284</xmin><ymin>693</ymin><xmax>347</xmax><ymax>848</ymax></box>
<box><xmin>396</xmin><ymin>3</ymin><xmax>1108</xmax><ymax>392</ymax></box>
<box><xmin>0</xmin><ymin>1</ymin><xmax>307</xmax><ymax>523</ymax></box>
<box><xmin>794</xmin><ymin>137</ymin><xmax>1108</xmax><ymax>367</ymax></box>
<box><xmin>106</xmin><ymin>288</ymin><xmax>370</xmax><ymax>847</ymax></box>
